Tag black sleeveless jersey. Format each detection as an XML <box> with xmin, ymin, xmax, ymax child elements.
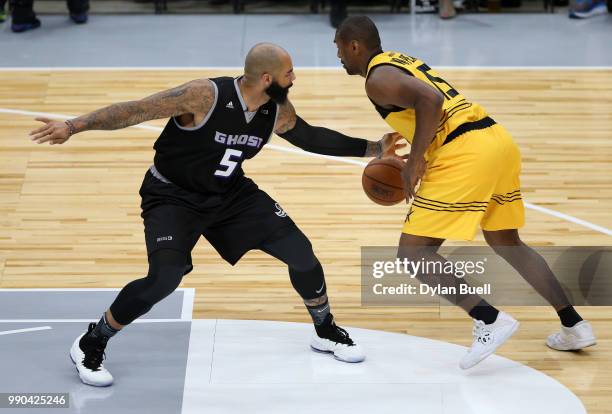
<box><xmin>153</xmin><ymin>76</ymin><xmax>278</xmax><ymax>194</ymax></box>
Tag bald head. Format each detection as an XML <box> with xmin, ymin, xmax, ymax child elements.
<box><xmin>241</xmin><ymin>43</ymin><xmax>295</xmax><ymax>104</ymax></box>
<box><xmin>244</xmin><ymin>43</ymin><xmax>291</xmax><ymax>81</ymax></box>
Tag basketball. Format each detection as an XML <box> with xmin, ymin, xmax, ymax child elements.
<box><xmin>362</xmin><ymin>158</ymin><xmax>405</xmax><ymax>206</ymax></box>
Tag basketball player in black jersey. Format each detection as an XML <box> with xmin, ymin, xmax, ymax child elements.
<box><xmin>29</xmin><ymin>43</ymin><xmax>403</xmax><ymax>387</ymax></box>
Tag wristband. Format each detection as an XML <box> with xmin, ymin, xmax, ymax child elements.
<box><xmin>65</xmin><ymin>120</ymin><xmax>76</xmax><ymax>137</ymax></box>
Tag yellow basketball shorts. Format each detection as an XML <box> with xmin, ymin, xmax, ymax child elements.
<box><xmin>403</xmin><ymin>123</ymin><xmax>525</xmax><ymax>240</ymax></box>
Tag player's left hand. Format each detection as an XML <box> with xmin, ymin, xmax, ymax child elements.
<box><xmin>29</xmin><ymin>117</ymin><xmax>72</xmax><ymax>145</ymax></box>
<box><xmin>379</xmin><ymin>132</ymin><xmax>407</xmax><ymax>159</ymax></box>
<box><xmin>400</xmin><ymin>154</ymin><xmax>426</xmax><ymax>202</ymax></box>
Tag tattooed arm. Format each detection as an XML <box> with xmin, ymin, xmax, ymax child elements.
<box><xmin>28</xmin><ymin>79</ymin><xmax>215</xmax><ymax>145</ymax></box>
<box><xmin>274</xmin><ymin>100</ymin><xmax>404</xmax><ymax>158</ymax></box>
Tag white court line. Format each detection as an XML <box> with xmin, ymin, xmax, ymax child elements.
<box><xmin>0</xmin><ymin>319</ymin><xmax>187</xmax><ymax>323</ymax></box>
<box><xmin>524</xmin><ymin>203</ymin><xmax>612</xmax><ymax>237</ymax></box>
<box><xmin>267</xmin><ymin>144</ymin><xmax>370</xmax><ymax>166</ymax></box>
<box><xmin>0</xmin><ymin>66</ymin><xmax>611</xmax><ymax>71</ymax></box>
<box><xmin>181</xmin><ymin>288</ymin><xmax>195</xmax><ymax>321</ymax></box>
<box><xmin>0</xmin><ymin>288</ymin><xmax>192</xmax><ymax>322</ymax></box>
<box><xmin>0</xmin><ymin>287</ymin><xmax>194</xmax><ymax>292</ymax></box>
<box><xmin>2</xmin><ymin>107</ymin><xmax>611</xmax><ymax>238</ymax></box>
<box><xmin>0</xmin><ymin>288</ymin><xmax>125</xmax><ymax>291</ymax></box>
<box><xmin>0</xmin><ymin>326</ymin><xmax>52</xmax><ymax>336</ymax></box>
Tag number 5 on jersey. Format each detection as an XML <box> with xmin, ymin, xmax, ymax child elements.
<box><xmin>214</xmin><ymin>149</ymin><xmax>243</xmax><ymax>177</ymax></box>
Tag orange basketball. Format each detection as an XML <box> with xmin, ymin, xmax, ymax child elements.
<box><xmin>362</xmin><ymin>158</ymin><xmax>405</xmax><ymax>206</ymax></box>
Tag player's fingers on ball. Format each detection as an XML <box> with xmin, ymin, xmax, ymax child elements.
<box><xmin>389</xmin><ymin>133</ymin><xmax>401</xmax><ymax>142</ymax></box>
<box><xmin>411</xmin><ymin>179</ymin><xmax>420</xmax><ymax>196</ymax></box>
<box><xmin>402</xmin><ymin>181</ymin><xmax>411</xmax><ymax>199</ymax></box>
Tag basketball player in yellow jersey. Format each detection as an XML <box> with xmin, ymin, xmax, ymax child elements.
<box><xmin>334</xmin><ymin>16</ymin><xmax>597</xmax><ymax>369</ymax></box>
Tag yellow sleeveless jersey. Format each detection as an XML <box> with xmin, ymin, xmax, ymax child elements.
<box><xmin>366</xmin><ymin>51</ymin><xmax>490</xmax><ymax>153</ymax></box>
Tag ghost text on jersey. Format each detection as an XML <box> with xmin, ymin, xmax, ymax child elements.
<box><xmin>214</xmin><ymin>131</ymin><xmax>264</xmax><ymax>148</ymax></box>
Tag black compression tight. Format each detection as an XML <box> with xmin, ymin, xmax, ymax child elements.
<box><xmin>109</xmin><ymin>228</ymin><xmax>326</xmax><ymax>326</ymax></box>
<box><xmin>260</xmin><ymin>228</ymin><xmax>327</xmax><ymax>301</ymax></box>
<box><xmin>109</xmin><ymin>249</ymin><xmax>188</xmax><ymax>325</ymax></box>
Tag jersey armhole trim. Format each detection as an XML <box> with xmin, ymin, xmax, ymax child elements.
<box><xmin>172</xmin><ymin>80</ymin><xmax>219</xmax><ymax>131</ymax></box>
<box><xmin>366</xmin><ymin>63</ymin><xmax>413</xmax><ymax>113</ymax></box>
<box><xmin>266</xmin><ymin>103</ymin><xmax>280</xmax><ymax>146</ymax></box>
<box><xmin>149</xmin><ymin>164</ymin><xmax>172</xmax><ymax>184</ymax></box>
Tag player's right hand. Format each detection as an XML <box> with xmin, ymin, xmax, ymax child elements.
<box><xmin>29</xmin><ymin>117</ymin><xmax>72</xmax><ymax>145</ymax></box>
<box><xmin>401</xmin><ymin>153</ymin><xmax>426</xmax><ymax>203</ymax></box>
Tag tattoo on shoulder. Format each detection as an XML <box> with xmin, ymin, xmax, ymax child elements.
<box><xmin>274</xmin><ymin>101</ymin><xmax>297</xmax><ymax>135</ymax></box>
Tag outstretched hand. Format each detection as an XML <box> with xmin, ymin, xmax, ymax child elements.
<box><xmin>29</xmin><ymin>117</ymin><xmax>72</xmax><ymax>145</ymax></box>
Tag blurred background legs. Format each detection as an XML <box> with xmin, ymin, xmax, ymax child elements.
<box><xmin>7</xmin><ymin>0</ymin><xmax>88</xmax><ymax>32</ymax></box>
<box><xmin>330</xmin><ymin>0</ymin><xmax>347</xmax><ymax>28</ymax></box>
<box><xmin>9</xmin><ymin>0</ymin><xmax>41</xmax><ymax>32</ymax></box>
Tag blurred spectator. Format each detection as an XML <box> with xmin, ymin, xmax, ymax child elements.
<box><xmin>439</xmin><ymin>0</ymin><xmax>456</xmax><ymax>17</ymax></box>
<box><xmin>0</xmin><ymin>0</ymin><xmax>6</xmax><ymax>22</ymax></box>
<box><xmin>569</xmin><ymin>0</ymin><xmax>608</xmax><ymax>17</ymax></box>
<box><xmin>8</xmin><ymin>0</ymin><xmax>89</xmax><ymax>33</ymax></box>
<box><xmin>330</xmin><ymin>0</ymin><xmax>347</xmax><ymax>28</ymax></box>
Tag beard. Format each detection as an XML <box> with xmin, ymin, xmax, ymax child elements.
<box><xmin>265</xmin><ymin>80</ymin><xmax>292</xmax><ymax>104</ymax></box>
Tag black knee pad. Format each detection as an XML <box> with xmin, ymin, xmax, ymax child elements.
<box><xmin>289</xmin><ymin>261</ymin><xmax>326</xmax><ymax>301</ymax></box>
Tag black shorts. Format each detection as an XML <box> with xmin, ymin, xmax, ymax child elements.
<box><xmin>139</xmin><ymin>169</ymin><xmax>297</xmax><ymax>270</ymax></box>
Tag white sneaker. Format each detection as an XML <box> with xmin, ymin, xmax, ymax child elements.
<box><xmin>460</xmin><ymin>311</ymin><xmax>519</xmax><ymax>370</ymax></box>
<box><xmin>69</xmin><ymin>323</ymin><xmax>114</xmax><ymax>387</ymax></box>
<box><xmin>546</xmin><ymin>320</ymin><xmax>597</xmax><ymax>351</ymax></box>
<box><xmin>310</xmin><ymin>314</ymin><xmax>365</xmax><ymax>363</ymax></box>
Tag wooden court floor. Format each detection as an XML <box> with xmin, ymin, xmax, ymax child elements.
<box><xmin>1</xmin><ymin>69</ymin><xmax>611</xmax><ymax>412</ymax></box>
